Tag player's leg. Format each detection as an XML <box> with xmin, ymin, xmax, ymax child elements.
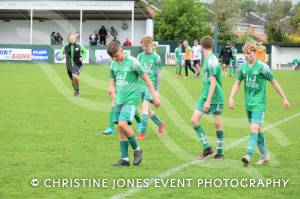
<box><xmin>112</xmin><ymin>128</ymin><xmax>130</xmax><ymax>166</ymax></box>
<box><xmin>149</xmin><ymin>106</ymin><xmax>165</xmax><ymax>137</ymax></box>
<box><xmin>255</xmin><ymin>112</ymin><xmax>270</xmax><ymax>165</ymax></box>
<box><xmin>191</xmin><ymin>102</ymin><xmax>213</xmax><ymax>160</ymax></box>
<box><xmin>103</xmin><ymin>99</ymin><xmax>116</xmax><ymax>135</ymax></box>
<box><xmin>212</xmin><ymin>105</ymin><xmax>224</xmax><ymax>160</ymax></box>
<box><xmin>188</xmin><ymin>60</ymin><xmax>196</xmax><ymax>75</ymax></box>
<box><xmin>184</xmin><ymin>60</ymin><xmax>189</xmax><ymax>78</ymax></box>
<box><xmin>117</xmin><ymin>105</ymin><xmax>142</xmax><ymax>166</ymax></box>
<box><xmin>176</xmin><ymin>63</ymin><xmax>180</xmax><ymax>76</ymax></box>
<box><xmin>71</xmin><ymin>66</ymin><xmax>81</xmax><ymax>96</ymax></box>
<box><xmin>67</xmin><ymin>68</ymin><xmax>76</xmax><ymax>91</ymax></box>
<box><xmin>178</xmin><ymin>62</ymin><xmax>182</xmax><ymax>76</ymax></box>
<box><xmin>229</xmin><ymin>62</ymin><xmax>233</xmax><ymax>76</ymax></box>
<box><xmin>194</xmin><ymin>60</ymin><xmax>199</xmax><ymax>77</ymax></box>
<box><xmin>137</xmin><ymin>99</ymin><xmax>150</xmax><ymax>139</ymax></box>
<box><xmin>196</xmin><ymin>62</ymin><xmax>200</xmax><ymax>77</ymax></box>
<box><xmin>112</xmin><ymin>105</ymin><xmax>130</xmax><ymax>166</ymax></box>
<box><xmin>233</xmin><ymin>59</ymin><xmax>237</xmax><ymax>74</ymax></box>
<box><xmin>242</xmin><ymin>111</ymin><xmax>264</xmax><ymax>167</ymax></box>
<box><xmin>134</xmin><ymin>110</ymin><xmax>142</xmax><ymax>133</ymax></box>
<box><xmin>224</xmin><ymin>64</ymin><xmax>228</xmax><ymax>77</ymax></box>
<box><xmin>222</xmin><ymin>63</ymin><xmax>226</xmax><ymax>76</ymax></box>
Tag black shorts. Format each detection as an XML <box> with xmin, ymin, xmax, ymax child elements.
<box><xmin>185</xmin><ymin>60</ymin><xmax>191</xmax><ymax>67</ymax></box>
<box><xmin>193</xmin><ymin>59</ymin><xmax>200</xmax><ymax>66</ymax></box>
<box><xmin>67</xmin><ymin>65</ymin><xmax>82</xmax><ymax>79</ymax></box>
<box><xmin>222</xmin><ymin>59</ymin><xmax>230</xmax><ymax>65</ymax></box>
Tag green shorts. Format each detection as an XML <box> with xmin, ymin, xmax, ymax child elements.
<box><xmin>141</xmin><ymin>88</ymin><xmax>153</xmax><ymax>102</ymax></box>
<box><xmin>247</xmin><ymin>111</ymin><xmax>265</xmax><ymax>125</ymax></box>
<box><xmin>195</xmin><ymin>100</ymin><xmax>223</xmax><ymax>115</ymax></box>
<box><xmin>113</xmin><ymin>104</ymin><xmax>137</xmax><ymax>125</ymax></box>
<box><xmin>176</xmin><ymin>59</ymin><xmax>182</xmax><ymax>65</ymax></box>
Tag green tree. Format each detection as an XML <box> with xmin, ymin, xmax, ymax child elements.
<box><xmin>208</xmin><ymin>0</ymin><xmax>242</xmax><ymax>42</ymax></box>
<box><xmin>264</xmin><ymin>0</ymin><xmax>292</xmax><ymax>42</ymax></box>
<box><xmin>154</xmin><ymin>0</ymin><xmax>210</xmax><ymax>40</ymax></box>
<box><xmin>239</xmin><ymin>0</ymin><xmax>257</xmax><ymax>13</ymax></box>
<box><xmin>290</xmin><ymin>3</ymin><xmax>300</xmax><ymax>33</ymax></box>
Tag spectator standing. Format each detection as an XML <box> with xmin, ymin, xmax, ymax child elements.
<box><xmin>110</xmin><ymin>27</ymin><xmax>118</xmax><ymax>40</ymax></box>
<box><xmin>99</xmin><ymin>25</ymin><xmax>107</xmax><ymax>45</ymax></box>
<box><xmin>56</xmin><ymin>32</ymin><xmax>63</xmax><ymax>45</ymax></box>
<box><xmin>89</xmin><ymin>31</ymin><xmax>99</xmax><ymax>46</ymax></box>
<box><xmin>50</xmin><ymin>32</ymin><xmax>57</xmax><ymax>45</ymax></box>
<box><xmin>219</xmin><ymin>43</ymin><xmax>233</xmax><ymax>77</ymax></box>
<box><xmin>192</xmin><ymin>39</ymin><xmax>202</xmax><ymax>77</ymax></box>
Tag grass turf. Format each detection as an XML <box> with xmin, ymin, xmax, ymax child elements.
<box><xmin>0</xmin><ymin>63</ymin><xmax>299</xmax><ymax>199</ymax></box>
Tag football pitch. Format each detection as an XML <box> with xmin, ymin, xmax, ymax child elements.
<box><xmin>0</xmin><ymin>63</ymin><xmax>299</xmax><ymax>199</ymax></box>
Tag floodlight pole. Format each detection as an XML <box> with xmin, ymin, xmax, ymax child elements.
<box><xmin>80</xmin><ymin>9</ymin><xmax>82</xmax><ymax>44</ymax></box>
<box><xmin>131</xmin><ymin>7</ymin><xmax>134</xmax><ymax>45</ymax></box>
<box><xmin>213</xmin><ymin>23</ymin><xmax>219</xmax><ymax>55</ymax></box>
<box><xmin>30</xmin><ymin>9</ymin><xmax>33</xmax><ymax>44</ymax></box>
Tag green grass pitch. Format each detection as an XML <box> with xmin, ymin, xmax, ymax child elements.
<box><xmin>0</xmin><ymin>63</ymin><xmax>299</xmax><ymax>199</ymax></box>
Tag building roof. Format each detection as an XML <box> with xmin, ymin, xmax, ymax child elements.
<box><xmin>0</xmin><ymin>0</ymin><xmax>158</xmax><ymax>20</ymax></box>
<box><xmin>240</xmin><ymin>12</ymin><xmax>266</xmax><ymax>26</ymax></box>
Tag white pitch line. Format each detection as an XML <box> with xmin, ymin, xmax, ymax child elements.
<box><xmin>111</xmin><ymin>111</ymin><xmax>300</xmax><ymax>199</ymax></box>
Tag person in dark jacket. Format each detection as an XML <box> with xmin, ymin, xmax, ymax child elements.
<box><xmin>60</xmin><ymin>34</ymin><xmax>87</xmax><ymax>96</ymax></box>
<box><xmin>56</xmin><ymin>32</ymin><xmax>63</xmax><ymax>45</ymax></box>
<box><xmin>50</xmin><ymin>32</ymin><xmax>57</xmax><ymax>45</ymax></box>
<box><xmin>219</xmin><ymin>43</ymin><xmax>233</xmax><ymax>77</ymax></box>
<box><xmin>99</xmin><ymin>26</ymin><xmax>107</xmax><ymax>45</ymax></box>
<box><xmin>89</xmin><ymin>31</ymin><xmax>99</xmax><ymax>46</ymax></box>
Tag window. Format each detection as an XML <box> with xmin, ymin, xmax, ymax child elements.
<box><xmin>256</xmin><ymin>27</ymin><xmax>265</xmax><ymax>35</ymax></box>
<box><xmin>236</xmin><ymin>25</ymin><xmax>248</xmax><ymax>33</ymax></box>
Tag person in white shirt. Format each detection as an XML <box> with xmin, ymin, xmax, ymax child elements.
<box><xmin>192</xmin><ymin>40</ymin><xmax>202</xmax><ymax>77</ymax></box>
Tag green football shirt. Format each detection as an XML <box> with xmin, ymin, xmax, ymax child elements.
<box><xmin>137</xmin><ymin>51</ymin><xmax>162</xmax><ymax>88</ymax></box>
<box><xmin>237</xmin><ymin>60</ymin><xmax>274</xmax><ymax>111</ymax></box>
<box><xmin>175</xmin><ymin>47</ymin><xmax>182</xmax><ymax>63</ymax></box>
<box><xmin>110</xmin><ymin>55</ymin><xmax>146</xmax><ymax>105</ymax></box>
<box><xmin>199</xmin><ymin>53</ymin><xmax>224</xmax><ymax>104</ymax></box>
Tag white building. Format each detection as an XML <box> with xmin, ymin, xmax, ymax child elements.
<box><xmin>0</xmin><ymin>0</ymin><xmax>158</xmax><ymax>45</ymax></box>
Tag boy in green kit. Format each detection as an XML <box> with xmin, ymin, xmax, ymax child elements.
<box><xmin>136</xmin><ymin>36</ymin><xmax>165</xmax><ymax>140</ymax></box>
<box><xmin>229</xmin><ymin>42</ymin><xmax>290</xmax><ymax>167</ymax></box>
<box><xmin>191</xmin><ymin>36</ymin><xmax>225</xmax><ymax>160</ymax></box>
<box><xmin>107</xmin><ymin>41</ymin><xmax>160</xmax><ymax>166</ymax></box>
<box><xmin>175</xmin><ymin>42</ymin><xmax>183</xmax><ymax>76</ymax></box>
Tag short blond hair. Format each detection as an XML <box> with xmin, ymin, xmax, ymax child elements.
<box><xmin>141</xmin><ymin>36</ymin><xmax>153</xmax><ymax>45</ymax></box>
<box><xmin>242</xmin><ymin>42</ymin><xmax>257</xmax><ymax>53</ymax></box>
<box><xmin>183</xmin><ymin>40</ymin><xmax>188</xmax><ymax>47</ymax></box>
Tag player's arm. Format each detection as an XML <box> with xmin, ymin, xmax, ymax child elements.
<box><xmin>109</xmin><ymin>67</ymin><xmax>116</xmax><ymax>98</ymax></box>
<box><xmin>229</xmin><ymin>80</ymin><xmax>242</xmax><ymax>109</ymax></box>
<box><xmin>133</xmin><ymin>58</ymin><xmax>160</xmax><ymax>107</ymax></box>
<box><xmin>204</xmin><ymin>76</ymin><xmax>216</xmax><ymax>111</ymax></box>
<box><xmin>109</xmin><ymin>79</ymin><xmax>116</xmax><ymax>98</ymax></box>
<box><xmin>80</xmin><ymin>44</ymin><xmax>87</xmax><ymax>61</ymax></box>
<box><xmin>142</xmin><ymin>73</ymin><xmax>160</xmax><ymax>108</ymax></box>
<box><xmin>270</xmin><ymin>79</ymin><xmax>290</xmax><ymax>108</ymax></box>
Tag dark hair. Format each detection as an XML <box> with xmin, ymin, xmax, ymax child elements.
<box><xmin>200</xmin><ymin>35</ymin><xmax>214</xmax><ymax>49</ymax></box>
<box><xmin>107</xmin><ymin>40</ymin><xmax>121</xmax><ymax>58</ymax></box>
